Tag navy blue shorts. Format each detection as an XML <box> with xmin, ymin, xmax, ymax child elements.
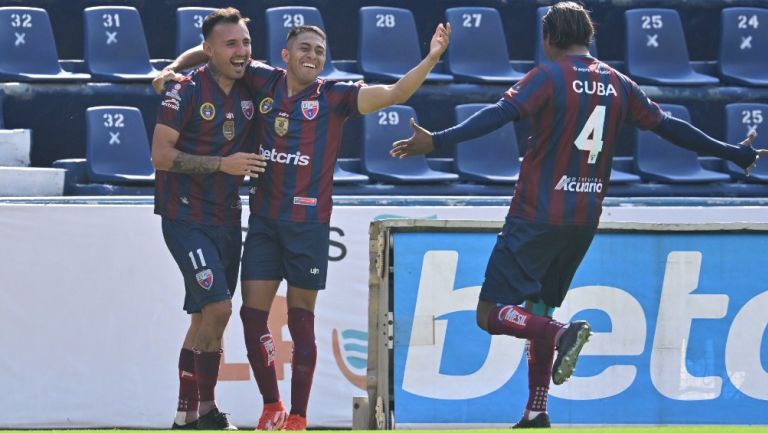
<box><xmin>241</xmin><ymin>215</ymin><xmax>329</xmax><ymax>290</ymax></box>
<box><xmin>480</xmin><ymin>217</ymin><xmax>596</xmax><ymax>308</ymax></box>
<box><xmin>161</xmin><ymin>218</ymin><xmax>242</xmax><ymax>313</ymax></box>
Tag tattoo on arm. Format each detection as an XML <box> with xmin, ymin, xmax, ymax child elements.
<box><xmin>170</xmin><ymin>153</ymin><xmax>222</xmax><ymax>174</ymax></box>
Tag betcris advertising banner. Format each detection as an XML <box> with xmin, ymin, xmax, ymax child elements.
<box><xmin>393</xmin><ymin>229</ymin><xmax>768</xmax><ymax>426</ymax></box>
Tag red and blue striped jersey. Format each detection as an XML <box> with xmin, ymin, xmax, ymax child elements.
<box><xmin>154</xmin><ymin>65</ymin><xmax>256</xmax><ymax>227</ymax></box>
<box><xmin>241</xmin><ymin>61</ymin><xmax>363</xmax><ymax>223</ymax></box>
<box><xmin>503</xmin><ymin>55</ymin><xmax>663</xmax><ymax>226</ymax></box>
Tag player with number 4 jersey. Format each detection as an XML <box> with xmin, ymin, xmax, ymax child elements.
<box><xmin>390</xmin><ymin>2</ymin><xmax>765</xmax><ymax>428</ymax></box>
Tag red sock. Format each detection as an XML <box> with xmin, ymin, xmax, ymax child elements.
<box><xmin>288</xmin><ymin>308</ymin><xmax>316</xmax><ymax>418</ymax></box>
<box><xmin>486</xmin><ymin>305</ymin><xmax>565</xmax><ymax>343</ymax></box>
<box><xmin>526</xmin><ymin>338</ymin><xmax>555</xmax><ymax>412</ymax></box>
<box><xmin>194</xmin><ymin>349</ymin><xmax>221</xmax><ymax>405</ymax></box>
<box><xmin>178</xmin><ymin>348</ymin><xmax>199</xmax><ymax>413</ymax></box>
<box><xmin>241</xmin><ymin>306</ymin><xmax>281</xmax><ymax>404</ymax></box>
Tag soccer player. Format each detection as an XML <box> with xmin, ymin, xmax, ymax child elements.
<box><xmin>151</xmin><ymin>8</ymin><xmax>266</xmax><ymax>430</ymax></box>
<box><xmin>390</xmin><ymin>2</ymin><xmax>765</xmax><ymax>428</ymax></box>
<box><xmin>156</xmin><ymin>21</ymin><xmax>451</xmax><ymax>430</ymax></box>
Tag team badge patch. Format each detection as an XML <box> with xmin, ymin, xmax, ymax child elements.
<box><xmin>274</xmin><ymin>116</ymin><xmax>289</xmax><ymax>137</ymax></box>
<box><xmin>301</xmin><ymin>100</ymin><xmax>319</xmax><ymax>120</ymax></box>
<box><xmin>195</xmin><ymin>269</ymin><xmax>213</xmax><ymax>290</ymax></box>
<box><xmin>200</xmin><ymin>102</ymin><xmax>215</xmax><ymax>120</ymax></box>
<box><xmin>223</xmin><ymin>120</ymin><xmax>235</xmax><ymax>140</ymax></box>
<box><xmin>259</xmin><ymin>97</ymin><xmax>273</xmax><ymax>114</ymax></box>
<box><xmin>241</xmin><ymin>100</ymin><xmax>254</xmax><ymax>120</ymax></box>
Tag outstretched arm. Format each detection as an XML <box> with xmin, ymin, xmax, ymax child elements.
<box><xmin>652</xmin><ymin>116</ymin><xmax>765</xmax><ymax>176</ymax></box>
<box><xmin>390</xmin><ymin>101</ymin><xmax>519</xmax><ymax>158</ymax></box>
<box><xmin>152</xmin><ymin>45</ymin><xmax>210</xmax><ymax>94</ymax></box>
<box><xmin>357</xmin><ymin>23</ymin><xmax>451</xmax><ymax>115</ymax></box>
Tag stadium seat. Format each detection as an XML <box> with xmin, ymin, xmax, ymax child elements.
<box><xmin>624</xmin><ymin>9</ymin><xmax>718</xmax><ymax>85</ymax></box>
<box><xmin>609</xmin><ymin>165</ymin><xmax>641</xmax><ymax>184</ymax></box>
<box><xmin>176</xmin><ymin>7</ymin><xmax>216</xmax><ymax>56</ymax></box>
<box><xmin>719</xmin><ymin>8</ymin><xmax>768</xmax><ymax>86</ymax></box>
<box><xmin>452</xmin><ymin>104</ymin><xmax>519</xmax><ymax>183</ymax></box>
<box><xmin>724</xmin><ymin>103</ymin><xmax>768</xmax><ymax>182</ymax></box>
<box><xmin>265</xmin><ymin>6</ymin><xmax>363</xmax><ymax>81</ymax></box>
<box><xmin>634</xmin><ymin>104</ymin><xmax>730</xmax><ymax>183</ymax></box>
<box><xmin>0</xmin><ymin>7</ymin><xmax>90</xmax><ymax>81</ymax></box>
<box><xmin>85</xmin><ymin>106</ymin><xmax>155</xmax><ymax>184</ymax></box>
<box><xmin>361</xmin><ymin>105</ymin><xmax>458</xmax><ymax>183</ymax></box>
<box><xmin>333</xmin><ymin>162</ymin><xmax>369</xmax><ymax>184</ymax></box>
<box><xmin>443</xmin><ymin>7</ymin><xmax>523</xmax><ymax>83</ymax></box>
<box><xmin>83</xmin><ymin>6</ymin><xmax>158</xmax><ymax>81</ymax></box>
<box><xmin>535</xmin><ymin>6</ymin><xmax>597</xmax><ymax>65</ymax></box>
<box><xmin>358</xmin><ymin>7</ymin><xmax>452</xmax><ymax>82</ymax></box>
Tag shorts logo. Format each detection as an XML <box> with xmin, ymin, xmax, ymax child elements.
<box><xmin>200</xmin><ymin>102</ymin><xmax>216</xmax><ymax>120</ymax></box>
<box><xmin>499</xmin><ymin>305</ymin><xmax>527</xmax><ymax>328</ymax></box>
<box><xmin>260</xmin><ymin>334</ymin><xmax>276</xmax><ymax>366</ymax></box>
<box><xmin>259</xmin><ymin>97</ymin><xmax>273</xmax><ymax>114</ymax></box>
<box><xmin>223</xmin><ymin>120</ymin><xmax>235</xmax><ymax>140</ymax></box>
<box><xmin>195</xmin><ymin>269</ymin><xmax>213</xmax><ymax>290</ymax></box>
<box><xmin>293</xmin><ymin>196</ymin><xmax>317</xmax><ymax>206</ymax></box>
<box><xmin>310</xmin><ymin>267</ymin><xmax>320</xmax><ymax>275</ymax></box>
<box><xmin>301</xmin><ymin>100</ymin><xmax>319</xmax><ymax>120</ymax></box>
<box><xmin>275</xmin><ymin>116</ymin><xmax>289</xmax><ymax>137</ymax></box>
<box><xmin>241</xmin><ymin>100</ymin><xmax>254</xmax><ymax>120</ymax></box>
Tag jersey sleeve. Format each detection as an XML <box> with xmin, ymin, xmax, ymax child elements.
<box><xmin>625</xmin><ymin>78</ymin><xmax>665</xmax><ymax>130</ymax></box>
<box><xmin>156</xmin><ymin>78</ymin><xmax>195</xmax><ymax>133</ymax></box>
<box><xmin>242</xmin><ymin>60</ymin><xmax>280</xmax><ymax>96</ymax></box>
<box><xmin>328</xmin><ymin>80</ymin><xmax>366</xmax><ymax>117</ymax></box>
<box><xmin>501</xmin><ymin>66</ymin><xmax>553</xmax><ymax>118</ymax></box>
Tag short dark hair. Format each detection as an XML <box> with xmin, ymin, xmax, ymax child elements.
<box><xmin>202</xmin><ymin>7</ymin><xmax>250</xmax><ymax>41</ymax></box>
<box><xmin>542</xmin><ymin>1</ymin><xmax>594</xmax><ymax>50</ymax></box>
<box><xmin>285</xmin><ymin>25</ymin><xmax>326</xmax><ymax>46</ymax></box>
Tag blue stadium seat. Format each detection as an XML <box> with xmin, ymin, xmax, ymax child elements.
<box><xmin>333</xmin><ymin>162</ymin><xmax>369</xmax><ymax>184</ymax></box>
<box><xmin>358</xmin><ymin>7</ymin><xmax>452</xmax><ymax>83</ymax></box>
<box><xmin>265</xmin><ymin>6</ymin><xmax>363</xmax><ymax>81</ymax></box>
<box><xmin>625</xmin><ymin>9</ymin><xmax>718</xmax><ymax>85</ymax></box>
<box><xmin>361</xmin><ymin>105</ymin><xmax>458</xmax><ymax>183</ymax></box>
<box><xmin>719</xmin><ymin>8</ymin><xmax>768</xmax><ymax>87</ymax></box>
<box><xmin>84</xmin><ymin>6</ymin><xmax>158</xmax><ymax>81</ymax></box>
<box><xmin>443</xmin><ymin>8</ymin><xmax>523</xmax><ymax>83</ymax></box>
<box><xmin>176</xmin><ymin>7</ymin><xmax>216</xmax><ymax>56</ymax></box>
<box><xmin>724</xmin><ymin>103</ymin><xmax>768</xmax><ymax>182</ymax></box>
<box><xmin>453</xmin><ymin>104</ymin><xmax>519</xmax><ymax>183</ymax></box>
<box><xmin>0</xmin><ymin>7</ymin><xmax>90</xmax><ymax>81</ymax></box>
<box><xmin>609</xmin><ymin>164</ymin><xmax>641</xmax><ymax>184</ymax></box>
<box><xmin>634</xmin><ymin>104</ymin><xmax>730</xmax><ymax>183</ymax></box>
<box><xmin>535</xmin><ymin>6</ymin><xmax>597</xmax><ymax>65</ymax></box>
<box><xmin>86</xmin><ymin>106</ymin><xmax>155</xmax><ymax>184</ymax></box>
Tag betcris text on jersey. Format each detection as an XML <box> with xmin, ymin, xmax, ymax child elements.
<box><xmin>391</xmin><ymin>230</ymin><xmax>768</xmax><ymax>425</ymax></box>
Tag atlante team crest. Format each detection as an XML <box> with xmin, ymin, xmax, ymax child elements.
<box><xmin>301</xmin><ymin>100</ymin><xmax>319</xmax><ymax>120</ymax></box>
<box><xmin>200</xmin><ymin>102</ymin><xmax>215</xmax><ymax>120</ymax></box>
<box><xmin>241</xmin><ymin>100</ymin><xmax>254</xmax><ymax>120</ymax></box>
<box><xmin>195</xmin><ymin>269</ymin><xmax>213</xmax><ymax>290</ymax></box>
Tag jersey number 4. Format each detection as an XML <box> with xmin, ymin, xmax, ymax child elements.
<box><xmin>574</xmin><ymin>105</ymin><xmax>606</xmax><ymax>164</ymax></box>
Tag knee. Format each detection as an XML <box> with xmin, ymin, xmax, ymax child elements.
<box><xmin>476</xmin><ymin>308</ymin><xmax>488</xmax><ymax>331</ymax></box>
<box><xmin>204</xmin><ymin>300</ymin><xmax>233</xmax><ymax>324</ymax></box>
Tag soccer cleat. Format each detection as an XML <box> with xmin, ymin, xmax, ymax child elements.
<box><xmin>283</xmin><ymin>414</ymin><xmax>308</xmax><ymax>431</ymax></box>
<box><xmin>172</xmin><ymin>420</ymin><xmax>199</xmax><ymax>429</ymax></box>
<box><xmin>513</xmin><ymin>412</ymin><xmax>551</xmax><ymax>428</ymax></box>
<box><xmin>197</xmin><ymin>408</ymin><xmax>237</xmax><ymax>430</ymax></box>
<box><xmin>552</xmin><ymin>320</ymin><xmax>592</xmax><ymax>385</ymax></box>
<box><xmin>256</xmin><ymin>401</ymin><xmax>288</xmax><ymax>431</ymax></box>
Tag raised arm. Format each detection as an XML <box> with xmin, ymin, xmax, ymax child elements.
<box><xmin>357</xmin><ymin>23</ymin><xmax>451</xmax><ymax>115</ymax></box>
<box><xmin>152</xmin><ymin>45</ymin><xmax>210</xmax><ymax>94</ymax></box>
<box><xmin>652</xmin><ymin>116</ymin><xmax>765</xmax><ymax>176</ymax></box>
<box><xmin>151</xmin><ymin>124</ymin><xmax>266</xmax><ymax>176</ymax></box>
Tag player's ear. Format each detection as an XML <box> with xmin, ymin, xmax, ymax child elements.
<box><xmin>281</xmin><ymin>48</ymin><xmax>289</xmax><ymax>64</ymax></box>
<box><xmin>202</xmin><ymin>41</ymin><xmax>213</xmax><ymax>58</ymax></box>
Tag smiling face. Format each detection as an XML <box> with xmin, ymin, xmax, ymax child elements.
<box><xmin>281</xmin><ymin>30</ymin><xmax>326</xmax><ymax>87</ymax></box>
<box><xmin>203</xmin><ymin>20</ymin><xmax>252</xmax><ymax>82</ymax></box>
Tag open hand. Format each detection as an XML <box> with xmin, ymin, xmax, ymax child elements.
<box><xmin>220</xmin><ymin>152</ymin><xmax>267</xmax><ymax>177</ymax></box>
<box><xmin>152</xmin><ymin>68</ymin><xmax>185</xmax><ymax>95</ymax></box>
<box><xmin>390</xmin><ymin>118</ymin><xmax>435</xmax><ymax>159</ymax></box>
<box><xmin>740</xmin><ymin>130</ymin><xmax>766</xmax><ymax>176</ymax></box>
